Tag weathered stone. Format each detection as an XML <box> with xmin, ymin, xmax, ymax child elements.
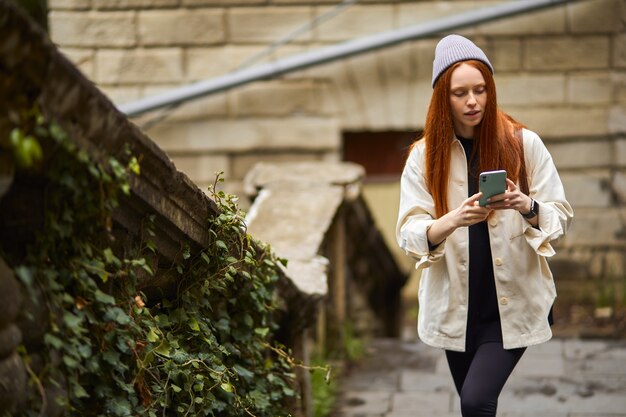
<box><xmin>490</xmin><ymin>38</ymin><xmax>522</xmax><ymax>71</ymax></box>
<box><xmin>49</xmin><ymin>11</ymin><xmax>136</xmax><ymax>47</ymax></box>
<box><xmin>616</xmin><ymin>138</ymin><xmax>626</xmax><ymax>167</ymax></box>
<box><xmin>185</xmin><ymin>46</ymin><xmax>264</xmax><ymax>80</ymax></box>
<box><xmin>59</xmin><ymin>47</ymin><xmax>95</xmax><ymax>80</ymax></box>
<box><xmin>567</xmin><ymin>0</ymin><xmax>622</xmax><ymax>34</ymax></box>
<box><xmin>138</xmin><ymin>9</ymin><xmax>225</xmax><ymax>46</ymax></box>
<box><xmin>614</xmin><ymin>33</ymin><xmax>626</xmax><ymax>68</ymax></box>
<box><xmin>232</xmin><ymin>152</ymin><xmax>320</xmax><ymax>180</ymax></box>
<box><xmin>0</xmin><ymin>353</ymin><xmax>27</xmax><ymax>414</ymax></box>
<box><xmin>524</xmin><ymin>36</ymin><xmax>610</xmax><ymax>71</ymax></box>
<box><xmin>478</xmin><ymin>5</ymin><xmax>566</xmax><ymax>35</ymax></box>
<box><xmin>49</xmin><ymin>0</ymin><xmax>90</xmax><ymax>9</ymax></box>
<box><xmin>610</xmin><ymin>105</ymin><xmax>626</xmax><ymax>134</ymax></box>
<box><xmin>569</xmin><ymin>72</ymin><xmax>613</xmax><ymax>105</ymax></box>
<box><xmin>0</xmin><ymin>153</ymin><xmax>14</xmax><ymax>198</ymax></box>
<box><xmin>561</xmin><ymin>208</ymin><xmax>624</xmax><ymax>247</ymax></box>
<box><xmin>397</xmin><ymin>1</ymin><xmax>480</xmax><ymax>29</ymax></box>
<box><xmin>243</xmin><ymin>160</ymin><xmax>364</xmax><ymax>195</ymax></box>
<box><xmin>497</xmin><ymin>73</ymin><xmax>566</xmax><ymax>106</ymax></box>
<box><xmin>17</xmin><ymin>284</ymin><xmax>49</xmax><ymax>350</ymax></box>
<box><xmin>95</xmin><ymin>48</ymin><xmax>184</xmax><ymax>84</ymax></box>
<box><xmin>229</xmin><ymin>7</ymin><xmax>313</xmax><ymax>43</ymax></box>
<box><xmin>279</xmin><ymin>256</ymin><xmax>328</xmax><ymax>296</ymax></box>
<box><xmin>150</xmin><ymin>117</ymin><xmax>340</xmax><ymax>153</ymax></box>
<box><xmin>93</xmin><ymin>0</ymin><xmax>178</xmax><ymax>8</ymax></box>
<box><xmin>0</xmin><ymin>258</ymin><xmax>21</xmax><ymax>328</ymax></box>
<box><xmin>509</xmin><ymin>106</ymin><xmax>609</xmax><ymax>138</ymax></box>
<box><xmin>169</xmin><ymin>154</ymin><xmax>231</xmax><ymax>183</ymax></box>
<box><xmin>0</xmin><ymin>325</ymin><xmax>21</xmax><ymax>360</ymax></box>
<box><xmin>231</xmin><ymin>81</ymin><xmax>321</xmax><ymax>117</ymax></box>
<box><xmin>546</xmin><ymin>140</ymin><xmax>612</xmax><ymax>170</ymax></box>
<box><xmin>559</xmin><ymin>171</ymin><xmax>612</xmax><ymax>208</ymax></box>
<box><xmin>314</xmin><ymin>5</ymin><xmax>393</xmax><ymax>42</ymax></box>
<box><xmin>244</xmin><ymin>182</ymin><xmax>343</xmax><ymax>260</ymax></box>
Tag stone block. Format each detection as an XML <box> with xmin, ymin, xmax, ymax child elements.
<box><xmin>150</xmin><ymin>117</ymin><xmax>340</xmax><ymax>153</ymax></box>
<box><xmin>344</xmin><ymin>52</ymin><xmax>390</xmax><ymax>129</ymax></box>
<box><xmin>396</xmin><ymin>1</ymin><xmax>482</xmax><ymax>29</ymax></box>
<box><xmin>49</xmin><ymin>0</ymin><xmax>90</xmax><ymax>10</ymax></box>
<box><xmin>569</xmin><ymin>73</ymin><xmax>613</xmax><ymax>105</ymax></box>
<box><xmin>95</xmin><ymin>48</ymin><xmax>183</xmax><ymax>84</ymax></box>
<box><xmin>524</xmin><ymin>36</ymin><xmax>610</xmax><ymax>71</ymax></box>
<box><xmin>567</xmin><ymin>0</ymin><xmax>622</xmax><ymax>34</ymax></box>
<box><xmin>100</xmin><ymin>86</ymin><xmax>142</xmax><ymax>105</ymax></box>
<box><xmin>59</xmin><ymin>48</ymin><xmax>95</xmax><ymax>80</ymax></box>
<box><xmin>93</xmin><ymin>0</ymin><xmax>178</xmax><ymax>8</ymax></box>
<box><xmin>139</xmin><ymin>86</ymin><xmax>229</xmax><ymax>120</ymax></box>
<box><xmin>392</xmin><ymin>391</ymin><xmax>452</xmax><ymax>412</ymax></box>
<box><xmin>547</xmin><ymin>141</ymin><xmax>612</xmax><ymax>170</ymax></box>
<box><xmin>336</xmin><ymin>391</ymin><xmax>392</xmax><ymax>414</ymax></box>
<box><xmin>0</xmin><ymin>259</ymin><xmax>21</xmax><ymax>328</ymax></box>
<box><xmin>490</xmin><ymin>39</ymin><xmax>522</xmax><ymax>72</ymax></box>
<box><xmin>185</xmin><ymin>46</ymin><xmax>264</xmax><ymax>80</ymax></box>
<box><xmin>231</xmin><ymin>81</ymin><xmax>320</xmax><ymax>117</ymax></box>
<box><xmin>245</xmin><ymin>182</ymin><xmax>343</xmax><ymax>261</ymax></box>
<box><xmin>509</xmin><ymin>106</ymin><xmax>609</xmax><ymax>138</ymax></box>
<box><xmin>610</xmin><ymin>105</ymin><xmax>626</xmax><ymax>134</ymax></box>
<box><xmin>169</xmin><ymin>154</ymin><xmax>230</xmax><ymax>183</ymax></box>
<box><xmin>559</xmin><ymin>171</ymin><xmax>612</xmax><ymax>208</ymax></box>
<box><xmin>497</xmin><ymin>73</ymin><xmax>566</xmax><ymax>106</ymax></box>
<box><xmin>477</xmin><ymin>5</ymin><xmax>566</xmax><ymax>35</ymax></box>
<box><xmin>614</xmin><ymin>34</ymin><xmax>626</xmax><ymax>68</ymax></box>
<box><xmin>561</xmin><ymin>208</ymin><xmax>624</xmax><ymax>247</ymax></box>
<box><xmin>314</xmin><ymin>5</ymin><xmax>393</xmax><ymax>42</ymax></box>
<box><xmin>616</xmin><ymin>138</ymin><xmax>626</xmax><ymax>167</ymax></box>
<box><xmin>139</xmin><ymin>9</ymin><xmax>225</xmax><ymax>46</ymax></box>
<box><xmin>49</xmin><ymin>11</ymin><xmax>136</xmax><ymax>47</ymax></box>
<box><xmin>379</xmin><ymin>42</ymin><xmax>415</xmax><ymax>129</ymax></box>
<box><xmin>231</xmin><ymin>152</ymin><xmax>320</xmax><ymax>180</ymax></box>
<box><xmin>229</xmin><ymin>7</ymin><xmax>313</xmax><ymax>43</ymax></box>
<box><xmin>614</xmin><ymin>170</ymin><xmax>626</xmax><ymax>203</ymax></box>
<box><xmin>183</xmin><ymin>0</ymin><xmax>263</xmax><ymax>5</ymax></box>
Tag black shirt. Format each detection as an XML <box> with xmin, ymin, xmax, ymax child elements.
<box><xmin>458</xmin><ymin>137</ymin><xmax>502</xmax><ymax>349</ymax></box>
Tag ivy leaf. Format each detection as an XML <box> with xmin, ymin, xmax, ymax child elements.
<box><xmin>14</xmin><ymin>266</ymin><xmax>34</xmax><ymax>286</ymax></box>
<box><xmin>72</xmin><ymin>383</ymin><xmax>89</xmax><ymax>399</ymax></box>
<box><xmin>44</xmin><ymin>334</ymin><xmax>64</xmax><ymax>350</ymax></box>
<box><xmin>187</xmin><ymin>317</ymin><xmax>200</xmax><ymax>332</ymax></box>
<box><xmin>220</xmin><ymin>382</ymin><xmax>233</xmax><ymax>393</ymax></box>
<box><xmin>216</xmin><ymin>240</ymin><xmax>228</xmax><ymax>251</ymax></box>
<box><xmin>233</xmin><ymin>364</ymin><xmax>254</xmax><ymax>381</ymax></box>
<box><xmin>171</xmin><ymin>384</ymin><xmax>182</xmax><ymax>393</ymax></box>
<box><xmin>94</xmin><ymin>289</ymin><xmax>115</xmax><ymax>305</ymax></box>
<box><xmin>254</xmin><ymin>327</ymin><xmax>270</xmax><ymax>337</ymax></box>
<box><xmin>63</xmin><ymin>312</ymin><xmax>83</xmax><ymax>330</ymax></box>
<box><xmin>105</xmin><ymin>307</ymin><xmax>131</xmax><ymax>325</ymax></box>
<box><xmin>147</xmin><ymin>328</ymin><xmax>159</xmax><ymax>343</ymax></box>
<box><xmin>154</xmin><ymin>341</ymin><xmax>171</xmax><ymax>357</ymax></box>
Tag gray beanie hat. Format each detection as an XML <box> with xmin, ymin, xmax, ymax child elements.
<box><xmin>432</xmin><ymin>34</ymin><xmax>494</xmax><ymax>87</ymax></box>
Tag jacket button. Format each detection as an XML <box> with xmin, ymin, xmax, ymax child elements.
<box><xmin>489</xmin><ymin>218</ymin><xmax>498</xmax><ymax>227</ymax></box>
<box><xmin>500</xmin><ymin>297</ymin><xmax>509</xmax><ymax>305</ymax></box>
<box><xmin>495</xmin><ymin>257</ymin><xmax>503</xmax><ymax>266</ymax></box>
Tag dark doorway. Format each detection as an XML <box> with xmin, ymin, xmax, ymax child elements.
<box><xmin>342</xmin><ymin>131</ymin><xmax>420</xmax><ymax>182</ymax></box>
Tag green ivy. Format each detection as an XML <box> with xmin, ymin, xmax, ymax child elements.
<box><xmin>3</xmin><ymin>110</ymin><xmax>296</xmax><ymax>416</ymax></box>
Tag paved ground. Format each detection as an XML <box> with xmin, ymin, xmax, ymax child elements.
<box><xmin>334</xmin><ymin>338</ymin><xmax>626</xmax><ymax>417</ymax></box>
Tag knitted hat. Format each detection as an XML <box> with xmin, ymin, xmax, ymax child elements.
<box><xmin>432</xmin><ymin>34</ymin><xmax>494</xmax><ymax>87</ymax></box>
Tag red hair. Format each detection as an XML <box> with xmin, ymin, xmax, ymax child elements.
<box><xmin>419</xmin><ymin>60</ymin><xmax>525</xmax><ymax>218</ymax></box>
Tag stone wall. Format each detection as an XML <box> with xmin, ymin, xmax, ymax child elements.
<box><xmin>48</xmin><ymin>0</ymin><xmax>626</xmax><ymax>292</ymax></box>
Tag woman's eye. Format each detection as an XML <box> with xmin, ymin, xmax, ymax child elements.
<box><xmin>475</xmin><ymin>87</ymin><xmax>486</xmax><ymax>94</ymax></box>
<box><xmin>453</xmin><ymin>91</ymin><xmax>465</xmax><ymax>97</ymax></box>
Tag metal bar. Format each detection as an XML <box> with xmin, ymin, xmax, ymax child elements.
<box><xmin>119</xmin><ymin>0</ymin><xmax>577</xmax><ymax>117</ymax></box>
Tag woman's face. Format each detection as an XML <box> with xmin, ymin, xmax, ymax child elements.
<box><xmin>449</xmin><ymin>63</ymin><xmax>487</xmax><ymax>138</ymax></box>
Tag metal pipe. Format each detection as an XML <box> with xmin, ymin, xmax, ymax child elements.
<box><xmin>119</xmin><ymin>0</ymin><xmax>577</xmax><ymax>117</ymax></box>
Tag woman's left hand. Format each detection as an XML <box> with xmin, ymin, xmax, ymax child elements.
<box><xmin>486</xmin><ymin>178</ymin><xmax>532</xmax><ymax>213</ymax></box>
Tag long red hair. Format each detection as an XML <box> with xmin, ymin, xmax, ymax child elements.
<box><xmin>420</xmin><ymin>60</ymin><xmax>525</xmax><ymax>218</ymax></box>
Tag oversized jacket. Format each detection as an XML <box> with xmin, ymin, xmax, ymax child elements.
<box><xmin>396</xmin><ymin>128</ymin><xmax>573</xmax><ymax>351</ymax></box>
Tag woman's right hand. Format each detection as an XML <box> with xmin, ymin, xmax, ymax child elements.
<box><xmin>449</xmin><ymin>192</ymin><xmax>492</xmax><ymax>228</ymax></box>
<box><xmin>427</xmin><ymin>193</ymin><xmax>492</xmax><ymax>247</ymax></box>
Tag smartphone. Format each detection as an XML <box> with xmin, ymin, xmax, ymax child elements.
<box><xmin>478</xmin><ymin>170</ymin><xmax>507</xmax><ymax>206</ymax></box>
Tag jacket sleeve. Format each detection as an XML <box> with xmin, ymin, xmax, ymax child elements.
<box><xmin>521</xmin><ymin>129</ymin><xmax>574</xmax><ymax>257</ymax></box>
<box><xmin>396</xmin><ymin>144</ymin><xmax>446</xmax><ymax>269</ymax></box>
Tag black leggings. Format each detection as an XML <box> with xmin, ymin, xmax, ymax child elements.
<box><xmin>445</xmin><ymin>343</ymin><xmax>526</xmax><ymax>417</ymax></box>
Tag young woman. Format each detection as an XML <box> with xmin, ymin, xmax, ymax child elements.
<box><xmin>396</xmin><ymin>34</ymin><xmax>573</xmax><ymax>417</ymax></box>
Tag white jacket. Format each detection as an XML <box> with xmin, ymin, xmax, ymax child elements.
<box><xmin>396</xmin><ymin>129</ymin><xmax>573</xmax><ymax>351</ymax></box>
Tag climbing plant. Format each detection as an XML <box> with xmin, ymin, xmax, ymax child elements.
<box><xmin>3</xmin><ymin>108</ymin><xmax>296</xmax><ymax>416</ymax></box>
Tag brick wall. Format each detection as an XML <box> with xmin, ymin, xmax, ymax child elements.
<box><xmin>48</xmin><ymin>0</ymin><xmax>626</xmax><ymax>286</ymax></box>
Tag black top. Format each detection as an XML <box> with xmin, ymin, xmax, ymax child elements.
<box><xmin>458</xmin><ymin>137</ymin><xmax>503</xmax><ymax>350</ymax></box>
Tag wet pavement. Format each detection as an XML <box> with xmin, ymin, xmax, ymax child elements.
<box><xmin>334</xmin><ymin>338</ymin><xmax>626</xmax><ymax>417</ymax></box>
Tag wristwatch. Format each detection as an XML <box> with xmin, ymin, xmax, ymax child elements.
<box><xmin>521</xmin><ymin>198</ymin><xmax>539</xmax><ymax>219</ymax></box>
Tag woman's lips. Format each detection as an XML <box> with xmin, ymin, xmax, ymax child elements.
<box><xmin>465</xmin><ymin>110</ymin><xmax>481</xmax><ymax>117</ymax></box>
